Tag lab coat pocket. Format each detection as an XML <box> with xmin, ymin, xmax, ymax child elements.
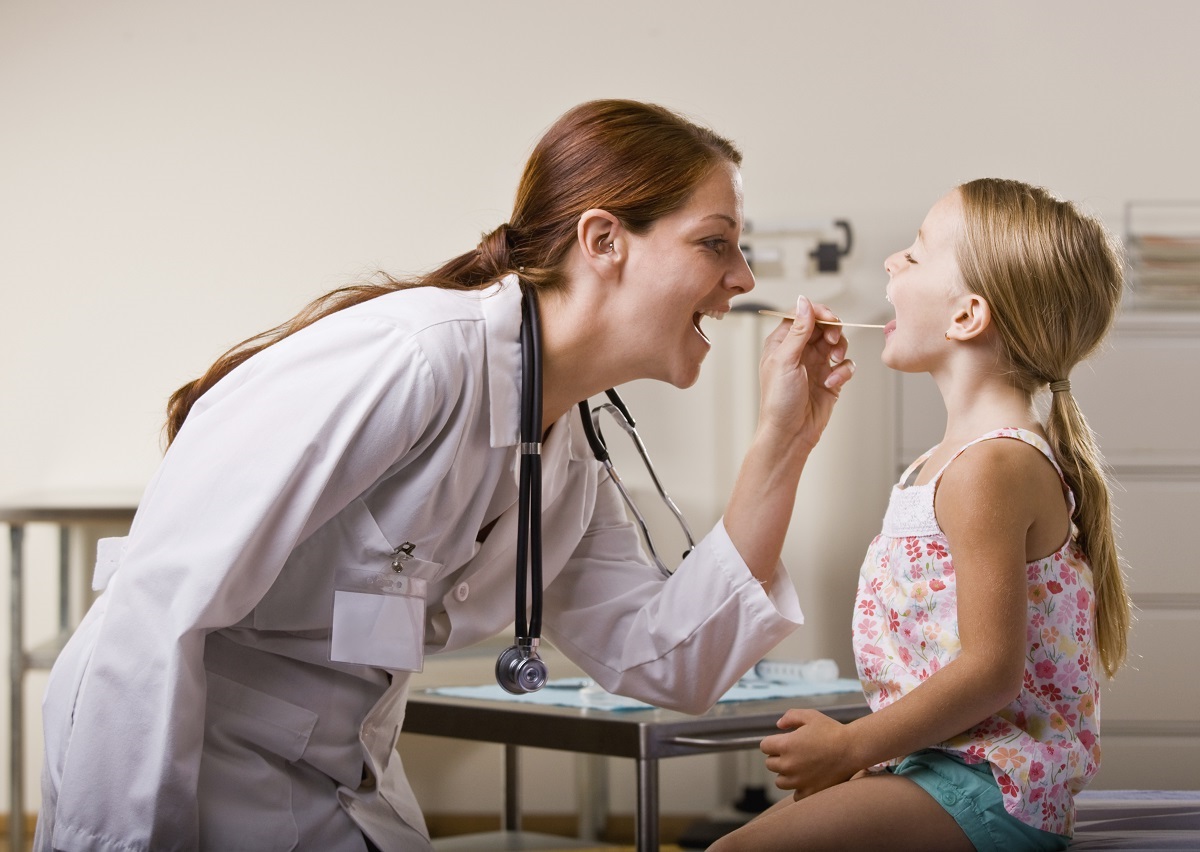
<box><xmin>199</xmin><ymin>673</ymin><xmax>319</xmax><ymax>851</ymax></box>
<box><xmin>205</xmin><ymin>672</ymin><xmax>318</xmax><ymax>761</ymax></box>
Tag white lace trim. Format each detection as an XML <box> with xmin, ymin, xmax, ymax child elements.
<box><xmin>881</xmin><ymin>483</ymin><xmax>941</xmax><ymax>537</ymax></box>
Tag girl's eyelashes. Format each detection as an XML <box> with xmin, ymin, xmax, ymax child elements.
<box><xmin>904</xmin><ymin>252</ymin><xmax>918</xmax><ymax>264</ymax></box>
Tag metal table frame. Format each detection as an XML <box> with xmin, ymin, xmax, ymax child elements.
<box><xmin>403</xmin><ymin>689</ymin><xmax>869</xmax><ymax>851</ymax></box>
<box><xmin>3</xmin><ymin>499</ymin><xmax>137</xmax><ymax>852</ymax></box>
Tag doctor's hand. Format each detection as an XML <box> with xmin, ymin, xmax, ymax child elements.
<box><xmin>761</xmin><ymin>708</ymin><xmax>862</xmax><ymax>801</ymax></box>
<box><xmin>757</xmin><ymin>295</ymin><xmax>854</xmax><ymax>455</ymax></box>
<box><xmin>722</xmin><ymin>295</ymin><xmax>854</xmax><ymax>581</ymax></box>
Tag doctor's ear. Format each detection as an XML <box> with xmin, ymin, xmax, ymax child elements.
<box><xmin>945</xmin><ymin>294</ymin><xmax>991</xmax><ymax>342</ymax></box>
<box><xmin>578</xmin><ymin>210</ymin><xmax>624</xmax><ymax>269</ymax></box>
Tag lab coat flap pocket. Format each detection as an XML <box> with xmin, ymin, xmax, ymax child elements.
<box><xmin>252</xmin><ymin>497</ymin><xmax>443</xmax><ymax>631</ymax></box>
<box><xmin>205</xmin><ymin>672</ymin><xmax>318</xmax><ymax>763</ymax></box>
<box><xmin>347</xmin><ymin>497</ymin><xmax>443</xmax><ymax>581</ymax></box>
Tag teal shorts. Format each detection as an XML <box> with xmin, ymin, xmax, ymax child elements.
<box><xmin>888</xmin><ymin>750</ymin><xmax>1071</xmax><ymax>851</ymax></box>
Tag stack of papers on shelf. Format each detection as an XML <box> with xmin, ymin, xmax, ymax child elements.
<box><xmin>1129</xmin><ymin>235</ymin><xmax>1200</xmax><ymax>301</ymax></box>
<box><xmin>1125</xmin><ymin>202</ymin><xmax>1200</xmax><ymax>306</ymax></box>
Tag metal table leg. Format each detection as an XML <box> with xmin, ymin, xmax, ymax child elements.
<box><xmin>10</xmin><ymin>524</ymin><xmax>25</xmax><ymax>852</ymax></box>
<box><xmin>575</xmin><ymin>753</ymin><xmax>608</xmax><ymax>841</ymax></box>
<box><xmin>502</xmin><ymin>743</ymin><xmax>520</xmax><ymax>832</ymax></box>
<box><xmin>635</xmin><ymin>755</ymin><xmax>658</xmax><ymax>852</ymax></box>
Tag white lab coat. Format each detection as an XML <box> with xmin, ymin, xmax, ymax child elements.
<box><xmin>36</xmin><ymin>276</ymin><xmax>803</xmax><ymax>852</ymax></box>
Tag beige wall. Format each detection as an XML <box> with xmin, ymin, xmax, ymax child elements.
<box><xmin>4</xmin><ymin>0</ymin><xmax>1199</xmax><ymax>820</ymax></box>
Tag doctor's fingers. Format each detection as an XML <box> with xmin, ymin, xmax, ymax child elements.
<box><xmin>773</xmin><ymin>296</ymin><xmax>819</xmax><ymax>351</ymax></box>
<box><xmin>802</xmin><ymin>331</ymin><xmax>849</xmax><ymax>371</ymax></box>
<box><xmin>762</xmin><ymin>302</ymin><xmax>844</xmax><ymax>374</ymax></box>
<box><xmin>821</xmin><ymin>357</ymin><xmax>856</xmax><ymax>394</ymax></box>
<box><xmin>808</xmin><ymin>300</ymin><xmax>847</xmax><ymax>347</ymax></box>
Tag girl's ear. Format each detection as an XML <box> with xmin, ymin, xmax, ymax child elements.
<box><xmin>946</xmin><ymin>293</ymin><xmax>991</xmax><ymax>342</ymax></box>
<box><xmin>577</xmin><ymin>209</ymin><xmax>625</xmax><ymax>275</ymax></box>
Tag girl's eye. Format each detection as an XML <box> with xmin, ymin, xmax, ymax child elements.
<box><xmin>904</xmin><ymin>252</ymin><xmax>918</xmax><ymax>264</ymax></box>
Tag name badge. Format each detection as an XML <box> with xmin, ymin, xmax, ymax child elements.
<box><xmin>330</xmin><ymin>569</ymin><xmax>427</xmax><ymax>672</ymax></box>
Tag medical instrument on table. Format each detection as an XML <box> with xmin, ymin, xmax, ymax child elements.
<box><xmin>758</xmin><ymin>309</ymin><xmax>886</xmax><ymax>329</ymax></box>
<box><xmin>495</xmin><ymin>286</ymin><xmax>697</xmax><ymax>695</ymax></box>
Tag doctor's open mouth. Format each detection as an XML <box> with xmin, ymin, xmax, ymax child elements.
<box><xmin>693</xmin><ymin>307</ymin><xmax>728</xmax><ymax>344</ymax></box>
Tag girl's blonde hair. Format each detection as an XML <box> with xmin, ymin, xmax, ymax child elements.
<box><xmin>956</xmin><ymin>178</ymin><xmax>1131</xmax><ymax>678</ymax></box>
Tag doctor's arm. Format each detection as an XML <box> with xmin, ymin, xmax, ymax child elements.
<box><xmin>540</xmin><ymin>299</ymin><xmax>849</xmax><ymax>713</ymax></box>
<box><xmin>724</xmin><ymin>296</ymin><xmax>852</xmax><ymax>583</ymax></box>
<box><xmin>542</xmin><ymin>479</ymin><xmax>804</xmax><ymax>713</ymax></box>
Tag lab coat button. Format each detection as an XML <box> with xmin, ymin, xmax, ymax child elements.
<box><xmin>454</xmin><ymin>582</ymin><xmax>470</xmax><ymax>602</ymax></box>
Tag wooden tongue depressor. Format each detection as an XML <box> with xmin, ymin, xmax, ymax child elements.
<box><xmin>757</xmin><ymin>309</ymin><xmax>886</xmax><ymax>328</ymax></box>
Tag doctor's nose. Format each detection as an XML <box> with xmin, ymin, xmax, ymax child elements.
<box><xmin>728</xmin><ymin>247</ymin><xmax>755</xmax><ymax>293</ymax></box>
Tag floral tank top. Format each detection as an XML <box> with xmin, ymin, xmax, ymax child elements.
<box><xmin>853</xmin><ymin>428</ymin><xmax>1101</xmax><ymax>836</ymax></box>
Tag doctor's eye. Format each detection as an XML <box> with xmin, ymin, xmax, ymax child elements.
<box><xmin>703</xmin><ymin>238</ymin><xmax>729</xmax><ymax>255</ymax></box>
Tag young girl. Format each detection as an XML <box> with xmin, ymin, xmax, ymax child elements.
<box><xmin>711</xmin><ymin>179</ymin><xmax>1131</xmax><ymax>852</ymax></box>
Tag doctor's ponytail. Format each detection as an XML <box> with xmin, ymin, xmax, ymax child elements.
<box><xmin>166</xmin><ymin>99</ymin><xmax>740</xmax><ymax>444</ymax></box>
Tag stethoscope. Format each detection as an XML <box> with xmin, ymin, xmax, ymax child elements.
<box><xmin>495</xmin><ymin>286</ymin><xmax>697</xmax><ymax>694</ymax></box>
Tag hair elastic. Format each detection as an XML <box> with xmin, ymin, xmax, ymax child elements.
<box><xmin>1049</xmin><ymin>379</ymin><xmax>1072</xmax><ymax>394</ymax></box>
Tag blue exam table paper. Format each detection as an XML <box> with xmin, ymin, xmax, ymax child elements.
<box><xmin>429</xmin><ymin>675</ymin><xmax>866</xmax><ymax>712</ymax></box>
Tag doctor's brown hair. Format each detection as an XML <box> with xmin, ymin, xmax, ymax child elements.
<box><xmin>955</xmin><ymin>178</ymin><xmax>1131</xmax><ymax>678</ymax></box>
<box><xmin>165</xmin><ymin>99</ymin><xmax>741</xmax><ymax>443</ymax></box>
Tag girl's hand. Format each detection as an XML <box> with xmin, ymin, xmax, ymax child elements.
<box><xmin>758</xmin><ymin>296</ymin><xmax>854</xmax><ymax>454</ymax></box>
<box><xmin>760</xmin><ymin>708</ymin><xmax>861</xmax><ymax>800</ymax></box>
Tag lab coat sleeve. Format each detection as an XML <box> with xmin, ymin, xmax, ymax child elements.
<box><xmin>50</xmin><ymin>314</ymin><xmax>451</xmax><ymax>852</ymax></box>
<box><xmin>541</xmin><ymin>472</ymin><xmax>804</xmax><ymax>715</ymax></box>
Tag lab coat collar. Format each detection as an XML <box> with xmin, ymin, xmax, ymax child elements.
<box><xmin>481</xmin><ymin>274</ymin><xmax>593</xmax><ymax>464</ymax></box>
<box><xmin>481</xmin><ymin>274</ymin><xmax>523</xmax><ymax>450</ymax></box>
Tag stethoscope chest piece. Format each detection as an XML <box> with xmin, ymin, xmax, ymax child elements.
<box><xmin>495</xmin><ymin>638</ymin><xmax>549</xmax><ymax>695</ymax></box>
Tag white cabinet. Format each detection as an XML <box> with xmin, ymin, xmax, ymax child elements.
<box><xmin>894</xmin><ymin>308</ymin><xmax>1200</xmax><ymax>789</ymax></box>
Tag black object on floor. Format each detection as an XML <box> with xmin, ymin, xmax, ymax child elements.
<box><xmin>676</xmin><ymin>818</ymin><xmax>749</xmax><ymax>849</ymax></box>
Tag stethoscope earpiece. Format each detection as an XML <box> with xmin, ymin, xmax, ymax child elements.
<box><xmin>495</xmin><ymin>640</ymin><xmax>549</xmax><ymax>695</ymax></box>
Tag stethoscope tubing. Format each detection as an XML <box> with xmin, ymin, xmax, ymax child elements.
<box><xmin>515</xmin><ymin>285</ymin><xmax>543</xmax><ymax>642</ymax></box>
<box><xmin>591</xmin><ymin>400</ymin><xmax>696</xmax><ymax>565</ymax></box>
<box><xmin>577</xmin><ymin>393</ymin><xmax>697</xmax><ymax>579</ymax></box>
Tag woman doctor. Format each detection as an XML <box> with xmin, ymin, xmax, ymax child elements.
<box><xmin>36</xmin><ymin>99</ymin><xmax>855</xmax><ymax>852</ymax></box>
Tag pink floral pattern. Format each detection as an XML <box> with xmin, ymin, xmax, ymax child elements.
<box><xmin>853</xmin><ymin>428</ymin><xmax>1101</xmax><ymax>836</ymax></box>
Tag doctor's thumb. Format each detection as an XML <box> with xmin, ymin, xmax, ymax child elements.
<box><xmin>788</xmin><ymin>296</ymin><xmax>814</xmax><ymax>340</ymax></box>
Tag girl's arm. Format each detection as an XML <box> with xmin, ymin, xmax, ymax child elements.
<box><xmin>762</xmin><ymin>439</ymin><xmax>1054</xmax><ymax>798</ymax></box>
